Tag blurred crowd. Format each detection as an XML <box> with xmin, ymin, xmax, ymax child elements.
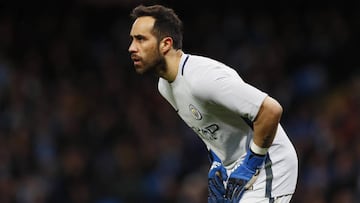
<box><xmin>0</xmin><ymin>1</ymin><xmax>359</xmax><ymax>203</ymax></box>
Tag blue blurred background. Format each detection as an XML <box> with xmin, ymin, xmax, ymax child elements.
<box><xmin>0</xmin><ymin>0</ymin><xmax>358</xmax><ymax>202</ymax></box>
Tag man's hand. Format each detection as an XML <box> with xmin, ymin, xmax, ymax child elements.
<box><xmin>208</xmin><ymin>150</ymin><xmax>227</xmax><ymax>203</ymax></box>
<box><xmin>225</xmin><ymin>148</ymin><xmax>266</xmax><ymax>202</ymax></box>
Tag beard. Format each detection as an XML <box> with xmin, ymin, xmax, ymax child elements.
<box><xmin>135</xmin><ymin>49</ymin><xmax>166</xmax><ymax>76</ymax></box>
<box><xmin>147</xmin><ymin>54</ymin><xmax>166</xmax><ymax>75</ymax></box>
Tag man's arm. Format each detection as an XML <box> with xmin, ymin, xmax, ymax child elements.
<box><xmin>225</xmin><ymin>96</ymin><xmax>283</xmax><ymax>201</ymax></box>
<box><xmin>252</xmin><ymin>96</ymin><xmax>282</xmax><ymax>150</ymax></box>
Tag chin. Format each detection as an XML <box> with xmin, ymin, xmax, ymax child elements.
<box><xmin>134</xmin><ymin>65</ymin><xmax>143</xmax><ymax>73</ymax></box>
<box><xmin>135</xmin><ymin>69</ymin><xmax>144</xmax><ymax>74</ymax></box>
<box><xmin>135</xmin><ymin>67</ymin><xmax>148</xmax><ymax>75</ymax></box>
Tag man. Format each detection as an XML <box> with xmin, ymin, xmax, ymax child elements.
<box><xmin>128</xmin><ymin>4</ymin><xmax>298</xmax><ymax>203</ymax></box>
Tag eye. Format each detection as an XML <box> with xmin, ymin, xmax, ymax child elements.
<box><xmin>129</xmin><ymin>36</ymin><xmax>134</xmax><ymax>44</ymax></box>
<box><xmin>134</xmin><ymin>35</ymin><xmax>146</xmax><ymax>42</ymax></box>
<box><xmin>136</xmin><ymin>37</ymin><xmax>144</xmax><ymax>42</ymax></box>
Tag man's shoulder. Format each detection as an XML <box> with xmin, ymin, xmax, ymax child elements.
<box><xmin>179</xmin><ymin>54</ymin><xmax>241</xmax><ymax>99</ymax></box>
<box><xmin>184</xmin><ymin>54</ymin><xmax>240</xmax><ymax>84</ymax></box>
<box><xmin>183</xmin><ymin>55</ymin><xmax>226</xmax><ymax>79</ymax></box>
<box><xmin>185</xmin><ymin>54</ymin><xmax>223</xmax><ymax>69</ymax></box>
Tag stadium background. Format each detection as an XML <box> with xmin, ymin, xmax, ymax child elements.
<box><xmin>0</xmin><ymin>0</ymin><xmax>358</xmax><ymax>202</ymax></box>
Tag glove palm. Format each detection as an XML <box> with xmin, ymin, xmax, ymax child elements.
<box><xmin>225</xmin><ymin>149</ymin><xmax>266</xmax><ymax>202</ymax></box>
<box><xmin>208</xmin><ymin>150</ymin><xmax>227</xmax><ymax>203</ymax></box>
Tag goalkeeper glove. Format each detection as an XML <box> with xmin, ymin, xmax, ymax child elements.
<box><xmin>208</xmin><ymin>150</ymin><xmax>228</xmax><ymax>203</ymax></box>
<box><xmin>225</xmin><ymin>145</ymin><xmax>266</xmax><ymax>202</ymax></box>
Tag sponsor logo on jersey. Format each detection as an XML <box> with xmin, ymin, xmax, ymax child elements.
<box><xmin>192</xmin><ymin>124</ymin><xmax>219</xmax><ymax>141</ymax></box>
<box><xmin>189</xmin><ymin>104</ymin><xmax>202</xmax><ymax>120</ymax></box>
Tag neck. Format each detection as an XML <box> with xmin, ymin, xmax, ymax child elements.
<box><xmin>158</xmin><ymin>49</ymin><xmax>183</xmax><ymax>82</ymax></box>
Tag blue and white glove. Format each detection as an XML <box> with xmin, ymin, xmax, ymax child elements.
<box><xmin>208</xmin><ymin>150</ymin><xmax>228</xmax><ymax>203</ymax></box>
<box><xmin>225</xmin><ymin>146</ymin><xmax>266</xmax><ymax>202</ymax></box>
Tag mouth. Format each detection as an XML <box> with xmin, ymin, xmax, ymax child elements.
<box><xmin>131</xmin><ymin>55</ymin><xmax>141</xmax><ymax>65</ymax></box>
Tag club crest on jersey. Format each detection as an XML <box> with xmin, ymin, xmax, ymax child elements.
<box><xmin>189</xmin><ymin>104</ymin><xmax>202</xmax><ymax>120</ymax></box>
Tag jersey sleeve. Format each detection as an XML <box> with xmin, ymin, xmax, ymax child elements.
<box><xmin>192</xmin><ymin>67</ymin><xmax>268</xmax><ymax>121</ymax></box>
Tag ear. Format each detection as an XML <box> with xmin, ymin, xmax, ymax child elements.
<box><xmin>159</xmin><ymin>37</ymin><xmax>173</xmax><ymax>54</ymax></box>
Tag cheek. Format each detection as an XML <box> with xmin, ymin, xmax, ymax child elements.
<box><xmin>145</xmin><ymin>45</ymin><xmax>160</xmax><ymax>60</ymax></box>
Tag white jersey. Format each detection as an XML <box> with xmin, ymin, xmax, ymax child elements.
<box><xmin>158</xmin><ymin>53</ymin><xmax>298</xmax><ymax>198</ymax></box>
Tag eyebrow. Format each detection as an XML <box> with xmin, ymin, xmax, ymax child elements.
<box><xmin>130</xmin><ymin>34</ymin><xmax>145</xmax><ymax>39</ymax></box>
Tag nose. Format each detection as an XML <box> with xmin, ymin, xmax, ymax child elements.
<box><xmin>128</xmin><ymin>41</ymin><xmax>137</xmax><ymax>53</ymax></box>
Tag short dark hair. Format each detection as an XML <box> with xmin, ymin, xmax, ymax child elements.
<box><xmin>130</xmin><ymin>5</ymin><xmax>183</xmax><ymax>50</ymax></box>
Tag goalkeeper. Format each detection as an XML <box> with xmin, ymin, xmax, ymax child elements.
<box><xmin>128</xmin><ymin>4</ymin><xmax>298</xmax><ymax>203</ymax></box>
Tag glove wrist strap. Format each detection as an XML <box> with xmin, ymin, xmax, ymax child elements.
<box><xmin>250</xmin><ymin>140</ymin><xmax>268</xmax><ymax>155</ymax></box>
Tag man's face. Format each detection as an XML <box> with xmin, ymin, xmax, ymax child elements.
<box><xmin>129</xmin><ymin>16</ymin><xmax>164</xmax><ymax>74</ymax></box>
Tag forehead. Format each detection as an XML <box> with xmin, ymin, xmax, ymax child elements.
<box><xmin>130</xmin><ymin>16</ymin><xmax>156</xmax><ymax>35</ymax></box>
